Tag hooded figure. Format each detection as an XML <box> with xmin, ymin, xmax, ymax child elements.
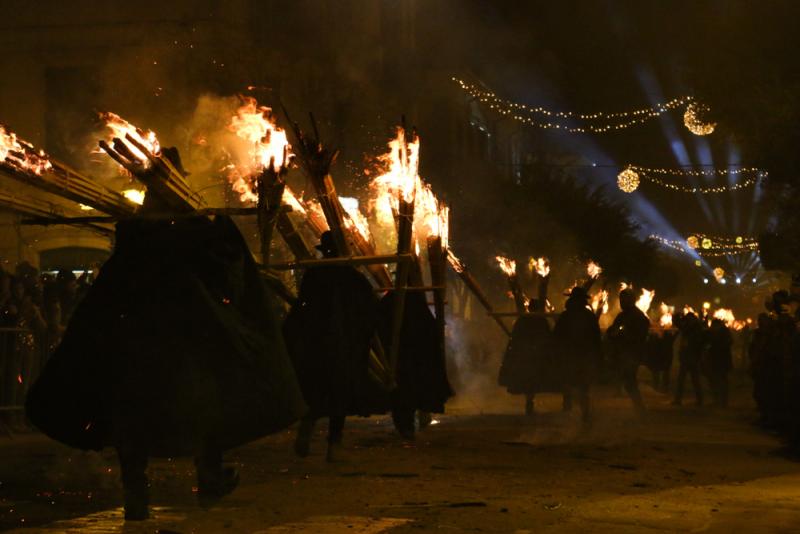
<box><xmin>377</xmin><ymin>288</ymin><xmax>453</xmax><ymax>438</ymax></box>
<box><xmin>607</xmin><ymin>288</ymin><xmax>650</xmax><ymax>413</ymax></box>
<box><xmin>498</xmin><ymin>299</ymin><xmax>557</xmax><ymax>415</ymax></box>
<box><xmin>553</xmin><ymin>287</ymin><xmax>602</xmax><ymax>424</ymax></box>
<box><xmin>26</xmin><ymin>214</ymin><xmax>306</xmax><ymax>520</ymax></box>
<box><xmin>283</xmin><ymin>231</ymin><xmax>383</xmax><ymax>461</ymax></box>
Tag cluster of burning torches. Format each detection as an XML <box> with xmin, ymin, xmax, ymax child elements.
<box><xmin>493</xmin><ymin>255</ymin><xmax>749</xmax><ymax>331</ymax></box>
<box><xmin>1</xmin><ymin>98</ymin><xmax>522</xmax><ymax>386</ymax></box>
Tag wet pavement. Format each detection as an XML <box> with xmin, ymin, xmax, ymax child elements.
<box><xmin>2</xmin><ymin>375</ymin><xmax>800</xmax><ymax>533</ymax></box>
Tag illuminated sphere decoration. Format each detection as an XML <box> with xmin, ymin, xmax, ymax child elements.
<box><xmin>735</xmin><ymin>236</ymin><xmax>743</xmax><ymax>244</ymax></box>
<box><xmin>617</xmin><ymin>168</ymin><xmax>640</xmax><ymax>193</ymax></box>
<box><xmin>687</xmin><ymin>235</ymin><xmax>699</xmax><ymax>249</ymax></box>
<box><xmin>684</xmin><ymin>102</ymin><xmax>716</xmax><ymax>136</ymax></box>
<box><xmin>701</xmin><ymin>238</ymin><xmax>713</xmax><ymax>250</ymax></box>
<box><xmin>713</xmin><ymin>267</ymin><xmax>725</xmax><ymax>282</ymax></box>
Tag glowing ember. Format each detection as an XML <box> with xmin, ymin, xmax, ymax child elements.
<box><xmin>495</xmin><ymin>256</ymin><xmax>516</xmax><ymax>277</ymax></box>
<box><xmin>430</xmin><ymin>419</ymin><xmax>440</xmax><ymax>426</ymax></box>
<box><xmin>659</xmin><ymin>303</ymin><xmax>674</xmax><ymax>328</ymax></box>
<box><xmin>122</xmin><ymin>189</ymin><xmax>146</xmax><ymax>205</ymax></box>
<box><xmin>529</xmin><ymin>256</ymin><xmax>550</xmax><ymax>277</ymax></box>
<box><xmin>100</xmin><ymin>112</ymin><xmax>160</xmax><ymax>163</ymax></box>
<box><xmin>635</xmin><ymin>288</ymin><xmax>655</xmax><ymax>314</ymax></box>
<box><xmin>586</xmin><ymin>260</ymin><xmax>602</xmax><ymax>279</ymax></box>
<box><xmin>0</xmin><ymin>125</ymin><xmax>52</xmax><ymax>175</ymax></box>
<box><xmin>340</xmin><ymin>197</ymin><xmax>372</xmax><ymax>241</ymax></box>
<box><xmin>591</xmin><ymin>290</ymin><xmax>609</xmax><ymax>314</ymax></box>
<box><xmin>712</xmin><ymin>308</ymin><xmax>735</xmax><ymax>327</ymax></box>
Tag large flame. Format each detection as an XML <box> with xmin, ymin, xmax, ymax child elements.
<box><xmin>683</xmin><ymin>305</ymin><xmax>697</xmax><ymax>316</ymax></box>
<box><xmin>636</xmin><ymin>288</ymin><xmax>655</xmax><ymax>314</ymax></box>
<box><xmin>529</xmin><ymin>256</ymin><xmax>550</xmax><ymax>277</ymax></box>
<box><xmin>414</xmin><ymin>180</ymin><xmax>449</xmax><ymax>248</ymax></box>
<box><xmin>226</xmin><ymin>97</ymin><xmax>292</xmax><ymax>203</ymax></box>
<box><xmin>586</xmin><ymin>260</ymin><xmax>602</xmax><ymax>279</ymax></box>
<box><xmin>100</xmin><ymin>112</ymin><xmax>160</xmax><ymax>163</ymax></box>
<box><xmin>340</xmin><ymin>196</ymin><xmax>372</xmax><ymax>242</ymax></box>
<box><xmin>0</xmin><ymin>125</ymin><xmax>52</xmax><ymax>175</ymax></box>
<box><xmin>371</xmin><ymin>128</ymin><xmax>420</xmax><ymax>224</ymax></box>
<box><xmin>495</xmin><ymin>256</ymin><xmax>516</xmax><ymax>277</ymax></box>
<box><xmin>659</xmin><ymin>302</ymin><xmax>674</xmax><ymax>328</ymax></box>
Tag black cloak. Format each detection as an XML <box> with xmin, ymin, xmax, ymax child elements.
<box><xmin>378</xmin><ymin>291</ymin><xmax>453</xmax><ymax>414</ymax></box>
<box><xmin>26</xmin><ymin>216</ymin><xmax>306</xmax><ymax>457</ymax></box>
<box><xmin>498</xmin><ymin>314</ymin><xmax>559</xmax><ymax>394</ymax></box>
<box><xmin>282</xmin><ymin>264</ymin><xmax>383</xmax><ymax>417</ymax></box>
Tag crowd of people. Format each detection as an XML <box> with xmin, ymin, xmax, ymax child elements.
<box><xmin>0</xmin><ymin>262</ymin><xmax>92</xmax><ymax>420</ymax></box>
<box><xmin>499</xmin><ymin>285</ymin><xmax>800</xmax><ymax>426</ymax></box>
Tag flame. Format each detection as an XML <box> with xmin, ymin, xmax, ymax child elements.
<box><xmin>447</xmin><ymin>250</ymin><xmax>465</xmax><ymax>274</ymax></box>
<box><xmin>305</xmin><ymin>199</ymin><xmax>330</xmax><ymax>233</ymax></box>
<box><xmin>0</xmin><ymin>125</ymin><xmax>52</xmax><ymax>175</ymax></box>
<box><xmin>282</xmin><ymin>186</ymin><xmax>306</xmax><ymax>215</ymax></box>
<box><xmin>591</xmin><ymin>290</ymin><xmax>609</xmax><ymax>314</ymax></box>
<box><xmin>620</xmin><ymin>282</ymin><xmax>629</xmax><ymax>291</ymax></box>
<box><xmin>340</xmin><ymin>197</ymin><xmax>372</xmax><ymax>242</ymax></box>
<box><xmin>495</xmin><ymin>256</ymin><xmax>516</xmax><ymax>277</ymax></box>
<box><xmin>683</xmin><ymin>305</ymin><xmax>696</xmax><ymax>316</ymax></box>
<box><xmin>529</xmin><ymin>256</ymin><xmax>550</xmax><ymax>277</ymax></box>
<box><xmin>635</xmin><ymin>288</ymin><xmax>655</xmax><ymax>314</ymax></box>
<box><xmin>225</xmin><ymin>97</ymin><xmax>292</xmax><ymax>202</ymax></box>
<box><xmin>229</xmin><ymin>97</ymin><xmax>290</xmax><ymax>172</ymax></box>
<box><xmin>659</xmin><ymin>302</ymin><xmax>674</xmax><ymax>328</ymax></box>
<box><xmin>414</xmin><ymin>180</ymin><xmax>449</xmax><ymax>248</ymax></box>
<box><xmin>100</xmin><ymin>112</ymin><xmax>160</xmax><ymax>163</ymax></box>
<box><xmin>712</xmin><ymin>308</ymin><xmax>736</xmax><ymax>327</ymax></box>
<box><xmin>373</xmin><ymin>128</ymin><xmax>419</xmax><ymax>204</ymax></box>
<box><xmin>586</xmin><ymin>260</ymin><xmax>602</xmax><ymax>279</ymax></box>
<box><xmin>122</xmin><ymin>189</ymin><xmax>146</xmax><ymax>205</ymax></box>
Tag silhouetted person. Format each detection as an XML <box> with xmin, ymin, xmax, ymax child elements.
<box><xmin>27</xmin><ymin>214</ymin><xmax>306</xmax><ymax>520</ymax></box>
<box><xmin>553</xmin><ymin>287</ymin><xmax>602</xmax><ymax>425</ymax></box>
<box><xmin>378</xmin><ymin>287</ymin><xmax>453</xmax><ymax>439</ymax></box>
<box><xmin>673</xmin><ymin>312</ymin><xmax>706</xmax><ymax>407</ymax></box>
<box><xmin>706</xmin><ymin>318</ymin><xmax>733</xmax><ymax>407</ymax></box>
<box><xmin>284</xmin><ymin>231</ymin><xmax>381</xmax><ymax>461</ymax></box>
<box><xmin>607</xmin><ymin>288</ymin><xmax>650</xmax><ymax>414</ymax></box>
<box><xmin>498</xmin><ymin>298</ymin><xmax>556</xmax><ymax>416</ymax></box>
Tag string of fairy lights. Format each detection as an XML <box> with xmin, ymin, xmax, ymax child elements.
<box><xmin>650</xmin><ymin>234</ymin><xmax>760</xmax><ymax>257</ymax></box>
<box><xmin>453</xmin><ymin>77</ymin><xmax>715</xmax><ymax>135</ymax></box>
<box><xmin>454</xmin><ymin>76</ymin><xmax>765</xmax><ymax>269</ymax></box>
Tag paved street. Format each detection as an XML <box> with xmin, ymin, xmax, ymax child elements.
<box><xmin>2</xmin><ymin>376</ymin><xmax>800</xmax><ymax>533</ymax></box>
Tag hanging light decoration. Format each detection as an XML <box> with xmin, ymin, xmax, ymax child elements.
<box><xmin>687</xmin><ymin>235</ymin><xmax>699</xmax><ymax>249</ymax></box>
<box><xmin>683</xmin><ymin>102</ymin><xmax>716</xmax><ymax>136</ymax></box>
<box><xmin>617</xmin><ymin>167</ymin><xmax>640</xmax><ymax>193</ymax></box>
<box><xmin>701</xmin><ymin>238</ymin><xmax>713</xmax><ymax>250</ymax></box>
<box><xmin>713</xmin><ymin>267</ymin><xmax>725</xmax><ymax>282</ymax></box>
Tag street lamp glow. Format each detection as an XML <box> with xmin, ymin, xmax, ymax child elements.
<box><xmin>703</xmin><ymin>278</ymin><xmax>709</xmax><ymax>284</ymax></box>
<box><xmin>735</xmin><ymin>277</ymin><xmax>741</xmax><ymax>284</ymax></box>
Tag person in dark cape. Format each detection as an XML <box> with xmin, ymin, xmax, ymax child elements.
<box><xmin>673</xmin><ymin>311</ymin><xmax>706</xmax><ymax>407</ymax></box>
<box><xmin>26</xmin><ymin>212</ymin><xmax>306</xmax><ymax>521</ymax></box>
<box><xmin>553</xmin><ymin>287</ymin><xmax>602</xmax><ymax>425</ymax></box>
<box><xmin>283</xmin><ymin>231</ymin><xmax>382</xmax><ymax>461</ymax></box>
<box><xmin>377</xmin><ymin>278</ymin><xmax>453</xmax><ymax>439</ymax></box>
<box><xmin>607</xmin><ymin>288</ymin><xmax>650</xmax><ymax>414</ymax></box>
<box><xmin>498</xmin><ymin>298</ymin><xmax>557</xmax><ymax>416</ymax></box>
<box><xmin>705</xmin><ymin>318</ymin><xmax>733</xmax><ymax>407</ymax></box>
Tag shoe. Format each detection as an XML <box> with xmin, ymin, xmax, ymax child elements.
<box><xmin>197</xmin><ymin>467</ymin><xmax>239</xmax><ymax>509</ymax></box>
